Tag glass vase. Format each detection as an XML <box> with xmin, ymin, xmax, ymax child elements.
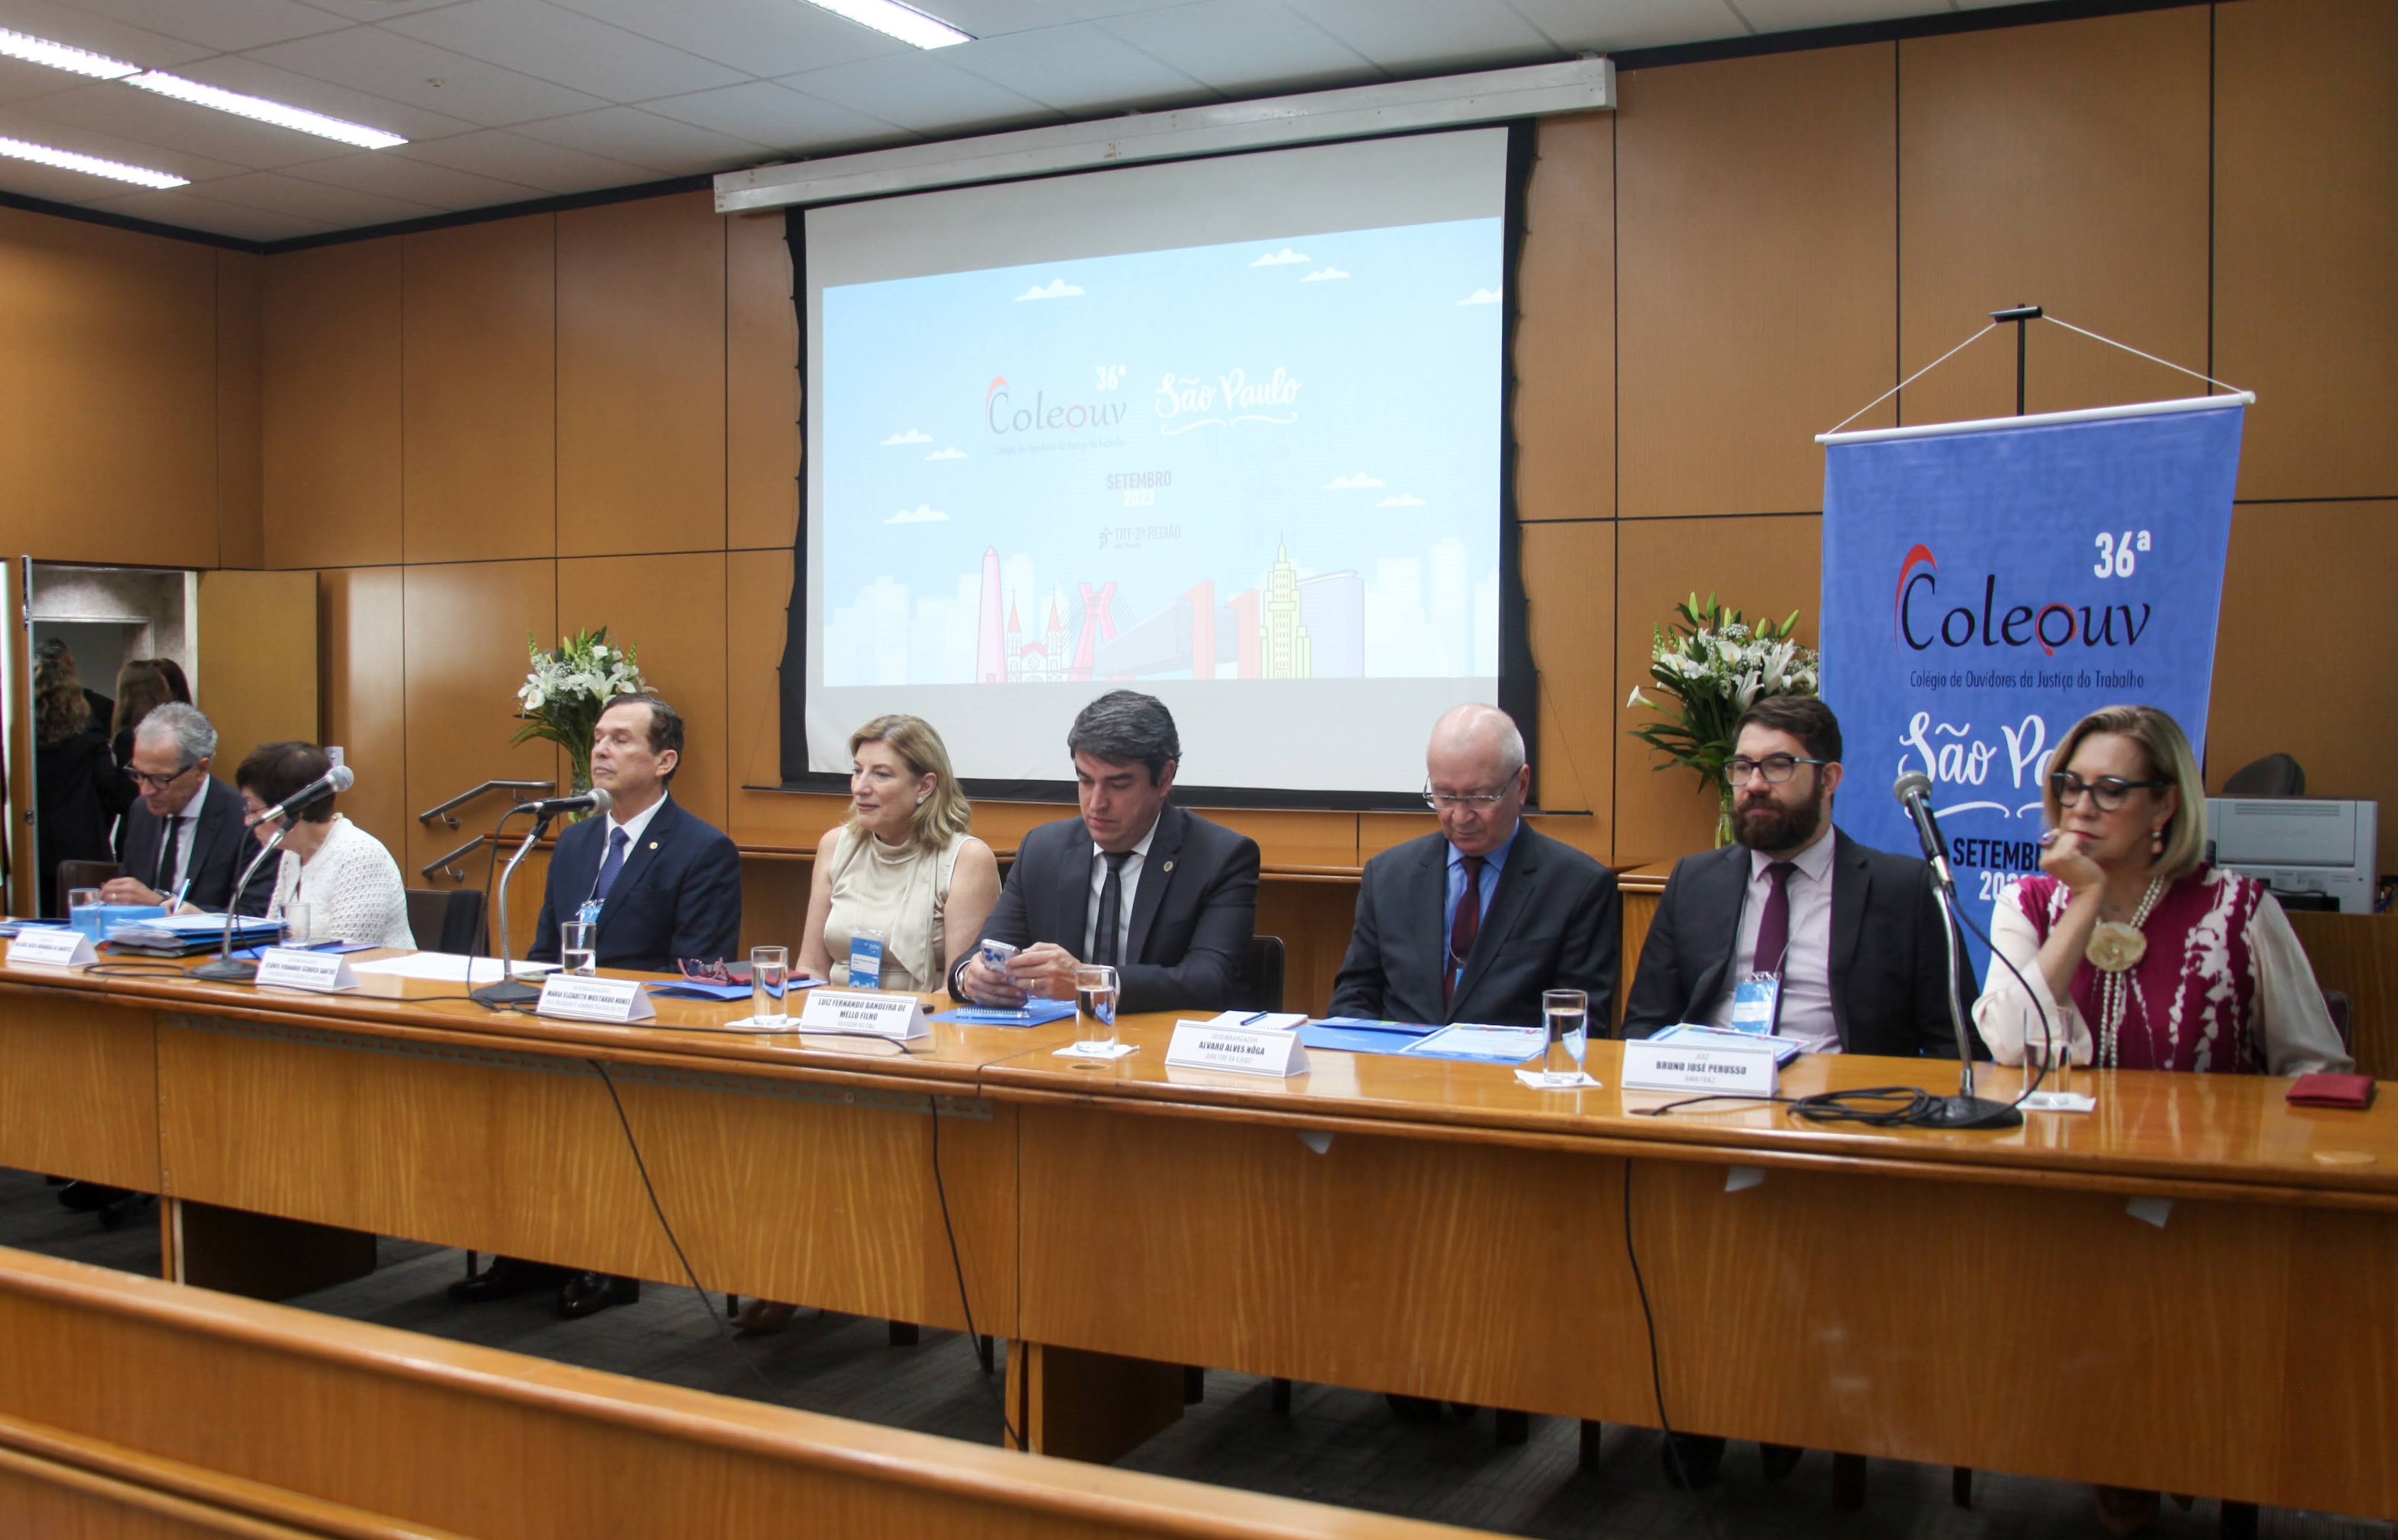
<box><xmin>1715</xmin><ymin>783</ymin><xmax>1735</xmax><ymax>848</ymax></box>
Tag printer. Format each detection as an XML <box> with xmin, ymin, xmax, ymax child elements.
<box><xmin>2206</xmin><ymin>798</ymin><xmax>2380</xmax><ymax>914</ymax></box>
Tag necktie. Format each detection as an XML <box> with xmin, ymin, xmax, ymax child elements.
<box><xmin>592</xmin><ymin>828</ymin><xmax>630</xmax><ymax>904</ymax></box>
<box><xmin>1445</xmin><ymin>855</ymin><xmax>1485</xmax><ymax>1008</ymax></box>
<box><xmin>155</xmin><ymin>814</ymin><xmax>183</xmax><ymax>893</ymax></box>
<box><xmin>1092</xmin><ymin>850</ymin><xmax>1131</xmax><ymax>967</ymax></box>
<box><xmin>1753</xmin><ymin>860</ymin><xmax>1797</xmax><ymax>976</ymax></box>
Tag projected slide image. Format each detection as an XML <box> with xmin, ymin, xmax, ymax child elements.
<box><xmin>816</xmin><ymin>218</ymin><xmax>1504</xmax><ymax>692</ymax></box>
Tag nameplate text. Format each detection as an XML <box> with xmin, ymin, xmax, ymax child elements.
<box><xmin>797</xmin><ymin>987</ymin><xmax>928</xmax><ymax>1040</ymax></box>
<box><xmin>1165</xmin><ymin>1019</ymin><xmax>1310</xmax><ymax>1078</ymax></box>
<box><xmin>255</xmin><ymin>947</ymin><xmax>360</xmax><ymax>993</ymax></box>
<box><xmin>1621</xmin><ymin>1036</ymin><xmax>1779</xmax><ymax>1096</ymax></box>
<box><xmin>7</xmin><ymin>928</ymin><xmax>95</xmax><ymax>968</ymax></box>
<box><xmin>536</xmin><ymin>974</ymin><xmax>657</xmax><ymax>1024</ymax></box>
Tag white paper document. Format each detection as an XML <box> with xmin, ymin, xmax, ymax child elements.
<box><xmin>352</xmin><ymin>952</ymin><xmax>559</xmax><ymax>985</ymax></box>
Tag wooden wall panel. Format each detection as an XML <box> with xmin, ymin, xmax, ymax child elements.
<box><xmin>0</xmin><ymin>210</ymin><xmax>219</xmax><ymax>567</ymax></box>
<box><xmin>399</xmin><ymin>560</ymin><xmax>556</xmax><ymax>877</ymax></box>
<box><xmin>2215</xmin><ymin>0</ymin><xmax>2398</xmax><ymax>502</ymax></box>
<box><xmin>402</xmin><ymin>217</ymin><xmax>555</xmax><ymax>564</ymax></box>
<box><xmin>1617</xmin><ymin>44</ymin><xmax>1896</xmax><ymax>516</ymax></box>
<box><xmin>559</xmin><ymin>193</ymin><xmax>726</xmax><ymax>557</ymax></box>
<box><xmin>214</xmin><ymin>251</ymin><xmax>264</xmax><ymax>570</ymax></box>
<box><xmin>2208</xmin><ymin>499</ymin><xmax>2398</xmax><ymax>872</ymax></box>
<box><xmin>727</xmin><ymin>212</ymin><xmax>800</xmax><ymax>552</ymax></box>
<box><xmin>1613</xmin><ymin>515</ymin><xmax>1821</xmax><ymax>868</ymax></box>
<box><xmin>262</xmin><ymin>240</ymin><xmax>403</xmax><ymax>570</ymax></box>
<box><xmin>557</xmin><ymin>552</ymin><xmax>730</xmax><ymax>830</ymax></box>
<box><xmin>1523</xmin><ymin>522</ymin><xmax>1613</xmax><ymax>834</ymax></box>
<box><xmin>1515</xmin><ymin>112</ymin><xmax>1614</xmax><ymax>522</ymax></box>
<box><xmin>1898</xmin><ymin>8</ymin><xmax>2211</xmax><ymax>425</ymax></box>
<box><xmin>317</xmin><ymin>567</ymin><xmax>407</xmax><ymax>856</ymax></box>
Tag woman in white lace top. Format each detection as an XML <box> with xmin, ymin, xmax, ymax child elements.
<box><xmin>233</xmin><ymin>742</ymin><xmax>414</xmax><ymax>950</ymax></box>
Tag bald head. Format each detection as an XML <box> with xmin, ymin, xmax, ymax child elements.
<box><xmin>1426</xmin><ymin>705</ymin><xmax>1527</xmax><ymax>857</ymax></box>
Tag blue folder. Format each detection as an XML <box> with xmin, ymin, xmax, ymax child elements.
<box><xmin>930</xmin><ymin>998</ymin><xmax>1078</xmax><ymax>1026</ymax></box>
<box><xmin>1298</xmin><ymin>1016</ymin><xmax>1442</xmax><ymax>1055</ymax></box>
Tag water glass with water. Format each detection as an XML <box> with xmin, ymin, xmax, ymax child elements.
<box><xmin>1543</xmin><ymin>988</ymin><xmax>1589</xmax><ymax>1085</ymax></box>
<box><xmin>1073</xmin><ymin>963</ymin><xmax>1120</xmax><ymax>1054</ymax></box>
<box><xmin>559</xmin><ymin>921</ymin><xmax>597</xmax><ymax>976</ymax></box>
<box><xmin>67</xmin><ymin>888</ymin><xmax>103</xmax><ymax>943</ymax></box>
<box><xmin>751</xmin><ymin>945</ymin><xmax>790</xmax><ymax>1027</ymax></box>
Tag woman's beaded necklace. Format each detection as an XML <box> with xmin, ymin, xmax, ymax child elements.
<box><xmin>2092</xmin><ymin>875</ymin><xmax>2168</xmax><ymax>1070</ymax></box>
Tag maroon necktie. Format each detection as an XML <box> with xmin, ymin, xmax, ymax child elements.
<box><xmin>1445</xmin><ymin>855</ymin><xmax>1485</xmax><ymax>1008</ymax></box>
<box><xmin>1753</xmin><ymin>860</ymin><xmax>1797</xmax><ymax>976</ymax></box>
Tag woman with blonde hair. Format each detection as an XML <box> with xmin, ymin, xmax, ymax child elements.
<box><xmin>1974</xmin><ymin>703</ymin><xmax>2348</xmax><ymax>1079</ymax></box>
<box><xmin>796</xmin><ymin>714</ymin><xmax>998</xmax><ymax>992</ymax></box>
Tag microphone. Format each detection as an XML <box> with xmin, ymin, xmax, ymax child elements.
<box><xmin>1893</xmin><ymin>771</ymin><xmax>1954</xmax><ymax>888</ymax></box>
<box><xmin>252</xmin><ymin>763</ymin><xmax>355</xmax><ymax>826</ymax></box>
<box><xmin>517</xmin><ymin>787</ymin><xmax>612</xmax><ymax>820</ymax></box>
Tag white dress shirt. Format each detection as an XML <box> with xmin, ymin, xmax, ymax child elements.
<box><xmin>1082</xmin><ymin>818</ymin><xmax>1158</xmax><ymax>964</ymax></box>
<box><xmin>155</xmin><ymin>776</ymin><xmax>208</xmax><ymax>896</ymax></box>
<box><xmin>1702</xmin><ymin>823</ymin><xmax>1840</xmax><ymax>1052</ymax></box>
<box><xmin>593</xmin><ymin>794</ymin><xmax>667</xmax><ymax>898</ymax></box>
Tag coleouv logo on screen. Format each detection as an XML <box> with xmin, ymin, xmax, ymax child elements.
<box><xmin>1893</xmin><ymin>542</ymin><xmax>2153</xmax><ymax>657</ymax></box>
<box><xmin>985</xmin><ymin>375</ymin><xmax>1128</xmax><ymax>436</ymax></box>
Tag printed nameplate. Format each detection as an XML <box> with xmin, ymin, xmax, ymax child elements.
<box><xmin>1621</xmin><ymin>1035</ymin><xmax>1779</xmax><ymax>1096</ymax></box>
<box><xmin>255</xmin><ymin>947</ymin><xmax>360</xmax><ymax>993</ymax></box>
<box><xmin>797</xmin><ymin>987</ymin><xmax>928</xmax><ymax>1040</ymax></box>
<box><xmin>1165</xmin><ymin>1019</ymin><xmax>1310</xmax><ymax>1078</ymax></box>
<box><xmin>536</xmin><ymin>973</ymin><xmax>656</xmax><ymax>1024</ymax></box>
<box><xmin>8</xmin><ymin>928</ymin><xmax>95</xmax><ymax>967</ymax></box>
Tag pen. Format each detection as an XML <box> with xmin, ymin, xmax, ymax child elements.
<box><xmin>1239</xmin><ymin>1011</ymin><xmax>1269</xmax><ymax>1025</ymax></box>
<box><xmin>167</xmin><ymin>878</ymin><xmax>191</xmax><ymax>915</ymax></box>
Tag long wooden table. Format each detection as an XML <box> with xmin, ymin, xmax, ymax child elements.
<box><xmin>3</xmin><ymin>951</ymin><xmax>2393</xmax><ymax>1520</ymax></box>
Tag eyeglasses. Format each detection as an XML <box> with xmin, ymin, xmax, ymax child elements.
<box><xmin>2049</xmin><ymin>772</ymin><xmax>2169</xmax><ymax>812</ymax></box>
<box><xmin>1726</xmin><ymin>755</ymin><xmax>1829</xmax><ymax>786</ymax></box>
<box><xmin>129</xmin><ymin>762</ymin><xmax>197</xmax><ymax>791</ymax></box>
<box><xmin>1423</xmin><ymin>785</ymin><xmax>1511</xmax><ymax>811</ymax></box>
<box><xmin>676</xmin><ymin>957</ymin><xmax>751</xmax><ymax>983</ymax></box>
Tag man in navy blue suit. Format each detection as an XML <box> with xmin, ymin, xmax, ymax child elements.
<box><xmin>450</xmin><ymin>691</ymin><xmax>742</xmax><ymax>1321</ymax></box>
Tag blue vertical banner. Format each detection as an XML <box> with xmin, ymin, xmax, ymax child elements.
<box><xmin>1818</xmin><ymin>398</ymin><xmax>2245</xmax><ymax>959</ymax></box>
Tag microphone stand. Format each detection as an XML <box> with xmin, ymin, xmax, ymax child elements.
<box><xmin>190</xmin><ymin>830</ymin><xmax>292</xmax><ymax>983</ymax></box>
<box><xmin>470</xmin><ymin>808</ymin><xmax>553</xmax><ymax>1008</ymax></box>
<box><xmin>1917</xmin><ymin>863</ymin><xmax>2024</xmax><ymax>1130</ymax></box>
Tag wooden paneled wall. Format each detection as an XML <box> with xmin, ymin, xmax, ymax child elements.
<box><xmin>1</xmin><ymin>0</ymin><xmax>2391</xmax><ymax>913</ymax></box>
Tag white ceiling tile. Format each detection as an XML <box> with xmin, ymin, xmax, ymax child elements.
<box><xmin>778</xmin><ymin>52</ymin><xmax>1060</xmax><ymax>136</ymax></box>
<box><xmin>512</xmin><ymin>104</ymin><xmax>767</xmax><ymax>173</ymax></box>
<box><xmin>7</xmin><ymin>74</ymin><xmax>371</xmax><ymax>170</ymax></box>
<box><xmin>277</xmin><ymin>144</ymin><xmax>544</xmax><ymax>207</ymax></box>
<box><xmin>0</xmin><ymin>0</ymin><xmax>214</xmax><ymax>68</ymax></box>
<box><xmin>246</xmin><ymin>24</ymin><xmax>609</xmax><ymax>127</ymax></box>
<box><xmin>392</xmin><ymin>123</ymin><xmax>654</xmax><ymax>191</ymax></box>
<box><xmin>177</xmin><ymin>165</ymin><xmax>444</xmax><ymax>223</ymax></box>
<box><xmin>384</xmin><ymin>0</ymin><xmax>749</xmax><ymax>101</ymax></box>
<box><xmin>0</xmin><ymin>97</ymin><xmax>247</xmax><ymax>178</ymax></box>
<box><xmin>57</xmin><ymin>0</ymin><xmax>352</xmax><ymax>53</ymax></box>
<box><xmin>163</xmin><ymin>52</ymin><xmax>478</xmax><ymax>141</ymax></box>
<box><xmin>292</xmin><ymin>0</ymin><xmax>478</xmax><ymax>20</ymax></box>
<box><xmin>1281</xmin><ymin>0</ymin><xmax>1554</xmax><ymax>71</ymax></box>
<box><xmin>1503</xmin><ymin>0</ymin><xmax>1748</xmax><ymax>51</ymax></box>
<box><xmin>640</xmin><ymin>79</ymin><xmax>904</xmax><ymax>153</ymax></box>
<box><xmin>0</xmin><ymin>53</ymin><xmax>87</xmax><ymax>106</ymax></box>
<box><xmin>542</xmin><ymin>0</ymin><xmax>905</xmax><ymax>78</ymax></box>
<box><xmin>1728</xmin><ymin>0</ymin><xmax>1946</xmax><ymax>33</ymax></box>
<box><xmin>0</xmin><ymin>153</ymin><xmax>137</xmax><ymax>204</ymax></box>
<box><xmin>1097</xmin><ymin>1</ymin><xmax>1377</xmax><ymax>95</ymax></box>
<box><xmin>85</xmin><ymin>183</ymin><xmax>341</xmax><ymax>238</ymax></box>
<box><xmin>910</xmin><ymin>1</ymin><xmax>1078</xmax><ymax>38</ymax></box>
<box><xmin>945</xmin><ymin>20</ymin><xmax>1212</xmax><ymax>113</ymax></box>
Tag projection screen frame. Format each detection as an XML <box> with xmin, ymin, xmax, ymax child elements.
<box><xmin>772</xmin><ymin>121</ymin><xmax>1543</xmax><ymax>814</ymax></box>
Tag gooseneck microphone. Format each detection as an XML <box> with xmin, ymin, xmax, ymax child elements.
<box><xmin>516</xmin><ymin>787</ymin><xmax>612</xmax><ymax>820</ymax></box>
<box><xmin>1890</xmin><ymin>769</ymin><xmax>2023</xmax><ymax>1130</ymax></box>
<box><xmin>249</xmin><ymin>763</ymin><xmax>356</xmax><ymax>826</ymax></box>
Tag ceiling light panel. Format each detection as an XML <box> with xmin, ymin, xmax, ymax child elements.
<box><xmin>0</xmin><ymin>27</ymin><xmax>137</xmax><ymax>79</ymax></box>
<box><xmin>0</xmin><ymin>133</ymin><xmax>184</xmax><ymax>186</ymax></box>
<box><xmin>125</xmin><ymin>71</ymin><xmax>408</xmax><ymax>148</ymax></box>
<box><xmin>804</xmin><ymin>0</ymin><xmax>974</xmax><ymax>50</ymax></box>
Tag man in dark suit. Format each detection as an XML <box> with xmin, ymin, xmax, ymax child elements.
<box><xmin>452</xmin><ymin>691</ymin><xmax>741</xmax><ymax>1321</ymax></box>
<box><xmin>1620</xmin><ymin>694</ymin><xmax>1959</xmax><ymax>1490</ymax></box>
<box><xmin>98</xmin><ymin>703</ymin><xmax>275</xmax><ymax>918</ymax></box>
<box><xmin>952</xmin><ymin>690</ymin><xmax>1257</xmax><ymax>1014</ymax></box>
<box><xmin>1329</xmin><ymin>704</ymin><xmax>1620</xmax><ymax>1030</ymax></box>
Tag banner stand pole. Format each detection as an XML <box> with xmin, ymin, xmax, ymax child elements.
<box><xmin>1991</xmin><ymin>304</ymin><xmax>2043</xmax><ymax>415</ymax></box>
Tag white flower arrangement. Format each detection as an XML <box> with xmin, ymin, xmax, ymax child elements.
<box><xmin>513</xmin><ymin>629</ymin><xmax>647</xmax><ymax>791</ymax></box>
<box><xmin>1627</xmin><ymin>594</ymin><xmax>1820</xmax><ymax>843</ymax></box>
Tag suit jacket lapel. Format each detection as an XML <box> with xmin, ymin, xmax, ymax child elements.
<box><xmin>1687</xmin><ymin>844</ymin><xmax>1752</xmax><ymax>1014</ymax></box>
<box><xmin>1826</xmin><ymin>830</ymin><xmax>1868</xmax><ymax>1045</ymax></box>
<box><xmin>1450</xmin><ymin>826</ymin><xmax>1542</xmax><ymax>1021</ymax></box>
<box><xmin>1122</xmin><ymin>805</ymin><xmax>1182</xmax><ymax>963</ymax></box>
<box><xmin>1052</xmin><ymin>818</ymin><xmax>1094</xmax><ymax>957</ymax></box>
<box><xmin>595</xmin><ymin>800</ymin><xmax>674</xmax><ymax>943</ymax></box>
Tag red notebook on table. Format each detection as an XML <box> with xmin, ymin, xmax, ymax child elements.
<box><xmin>2287</xmin><ymin>1073</ymin><xmax>2376</xmax><ymax>1109</ymax></box>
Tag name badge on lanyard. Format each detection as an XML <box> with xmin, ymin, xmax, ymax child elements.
<box><xmin>1728</xmin><ymin>973</ymin><xmax>1781</xmax><ymax>1035</ymax></box>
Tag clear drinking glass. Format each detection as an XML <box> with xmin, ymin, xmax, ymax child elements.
<box><xmin>66</xmin><ymin>888</ymin><xmax>103</xmax><ymax>941</ymax></box>
<box><xmin>559</xmin><ymin>921</ymin><xmax>598</xmax><ymax>976</ymax></box>
<box><xmin>751</xmin><ymin>945</ymin><xmax>790</xmax><ymax>1027</ymax></box>
<box><xmin>1073</xmin><ymin>963</ymin><xmax>1120</xmax><ymax>1054</ymax></box>
<box><xmin>1542</xmin><ymin>988</ymin><xmax>1589</xmax><ymax>1085</ymax></box>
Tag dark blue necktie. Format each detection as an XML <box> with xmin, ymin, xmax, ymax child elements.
<box><xmin>592</xmin><ymin>828</ymin><xmax>630</xmax><ymax>904</ymax></box>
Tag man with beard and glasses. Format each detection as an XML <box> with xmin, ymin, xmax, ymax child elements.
<box><xmin>1618</xmin><ymin>694</ymin><xmax>1963</xmax><ymax>1491</ymax></box>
